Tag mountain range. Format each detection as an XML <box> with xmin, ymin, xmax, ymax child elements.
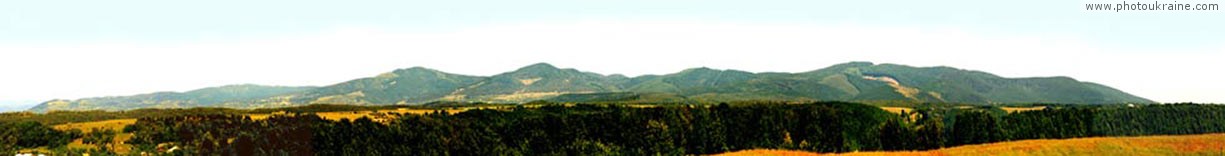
<box><xmin>28</xmin><ymin>62</ymin><xmax>1153</xmax><ymax>112</ymax></box>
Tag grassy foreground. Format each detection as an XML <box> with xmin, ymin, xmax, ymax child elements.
<box><xmin>718</xmin><ymin>133</ymin><xmax>1225</xmax><ymax>156</ymax></box>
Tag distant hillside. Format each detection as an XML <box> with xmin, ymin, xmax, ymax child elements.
<box><xmin>29</xmin><ymin>84</ymin><xmax>316</xmax><ymax>112</ymax></box>
<box><xmin>242</xmin><ymin>67</ymin><xmax>486</xmax><ymax>108</ymax></box>
<box><xmin>445</xmin><ymin>63</ymin><xmax>625</xmax><ymax>103</ymax></box>
<box><xmin>557</xmin><ymin>62</ymin><xmax>1151</xmax><ymax>104</ymax></box>
<box><xmin>29</xmin><ymin>62</ymin><xmax>1154</xmax><ymax>112</ymax></box>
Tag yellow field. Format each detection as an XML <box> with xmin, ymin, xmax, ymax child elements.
<box><xmin>718</xmin><ymin>133</ymin><xmax>1225</xmax><ymax>156</ymax></box>
<box><xmin>50</xmin><ymin>119</ymin><xmax>137</xmax><ymax>154</ymax></box>
<box><xmin>52</xmin><ymin>119</ymin><xmax>136</xmax><ymax>133</ymax></box>
<box><xmin>246</xmin><ymin>107</ymin><xmax>487</xmax><ymax>121</ymax></box>
<box><xmin>879</xmin><ymin>107</ymin><xmax>913</xmax><ymax>114</ymax></box>
<box><xmin>46</xmin><ymin>107</ymin><xmax>488</xmax><ymax>154</ymax></box>
<box><xmin>1000</xmin><ymin>106</ymin><xmax>1046</xmax><ymax>113</ymax></box>
<box><xmin>880</xmin><ymin>106</ymin><xmax>1046</xmax><ymax>115</ymax></box>
<box><xmin>313</xmin><ymin>107</ymin><xmax>475</xmax><ymax>122</ymax></box>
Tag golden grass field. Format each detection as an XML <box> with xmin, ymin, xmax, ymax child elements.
<box><xmin>718</xmin><ymin>133</ymin><xmax>1225</xmax><ymax>156</ymax></box>
<box><xmin>1000</xmin><ymin>106</ymin><xmax>1047</xmax><ymax>113</ymax></box>
<box><xmin>52</xmin><ymin>119</ymin><xmax>136</xmax><ymax>133</ymax></box>
<box><xmin>879</xmin><ymin>106</ymin><xmax>1047</xmax><ymax>114</ymax></box>
<box><xmin>50</xmin><ymin>119</ymin><xmax>137</xmax><ymax>153</ymax></box>
<box><xmin>45</xmin><ymin>107</ymin><xmax>489</xmax><ymax>154</ymax></box>
<box><xmin>246</xmin><ymin>107</ymin><xmax>479</xmax><ymax>122</ymax></box>
<box><xmin>879</xmin><ymin>107</ymin><xmax>914</xmax><ymax>114</ymax></box>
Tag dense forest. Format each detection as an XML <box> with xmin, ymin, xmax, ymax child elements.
<box><xmin>5</xmin><ymin>102</ymin><xmax>1225</xmax><ymax>155</ymax></box>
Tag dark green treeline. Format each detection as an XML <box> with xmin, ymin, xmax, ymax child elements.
<box><xmin>11</xmin><ymin>102</ymin><xmax>1225</xmax><ymax>155</ymax></box>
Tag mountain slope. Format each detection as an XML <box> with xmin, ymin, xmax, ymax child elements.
<box><xmin>444</xmin><ymin>63</ymin><xmax>624</xmax><ymax>102</ymax></box>
<box><xmin>848</xmin><ymin>63</ymin><xmax>1151</xmax><ymax>104</ymax></box>
<box><xmin>627</xmin><ymin>67</ymin><xmax>756</xmax><ymax>94</ymax></box>
<box><xmin>246</xmin><ymin>67</ymin><xmax>487</xmax><ymax>107</ymax></box>
<box><xmin>29</xmin><ymin>84</ymin><xmax>315</xmax><ymax>112</ymax></box>
<box><xmin>28</xmin><ymin>62</ymin><xmax>1154</xmax><ymax>112</ymax></box>
<box><xmin>569</xmin><ymin>62</ymin><xmax>1150</xmax><ymax>104</ymax></box>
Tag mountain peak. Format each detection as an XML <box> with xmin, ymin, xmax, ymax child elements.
<box><xmin>519</xmin><ymin>62</ymin><xmax>559</xmax><ymax>70</ymax></box>
<box><xmin>680</xmin><ymin>67</ymin><xmax>719</xmax><ymax>73</ymax></box>
<box><xmin>835</xmin><ymin>61</ymin><xmax>875</xmax><ymax>67</ymax></box>
<box><xmin>678</xmin><ymin>67</ymin><xmax>754</xmax><ymax>75</ymax></box>
<box><xmin>509</xmin><ymin>63</ymin><xmax>570</xmax><ymax>75</ymax></box>
<box><xmin>392</xmin><ymin>66</ymin><xmax>441</xmax><ymax>73</ymax></box>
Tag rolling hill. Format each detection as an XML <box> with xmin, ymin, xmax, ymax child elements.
<box><xmin>443</xmin><ymin>63</ymin><xmax>625</xmax><ymax>102</ymax></box>
<box><xmin>29</xmin><ymin>84</ymin><xmax>315</xmax><ymax>112</ymax></box>
<box><xmin>28</xmin><ymin>62</ymin><xmax>1154</xmax><ymax>112</ymax></box>
<box><xmin>250</xmin><ymin>67</ymin><xmax>485</xmax><ymax>107</ymax></box>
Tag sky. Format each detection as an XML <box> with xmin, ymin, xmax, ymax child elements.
<box><xmin>1</xmin><ymin>0</ymin><xmax>1223</xmax><ymax>109</ymax></box>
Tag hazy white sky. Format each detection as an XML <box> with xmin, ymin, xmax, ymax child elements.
<box><xmin>1</xmin><ymin>0</ymin><xmax>1223</xmax><ymax>107</ymax></box>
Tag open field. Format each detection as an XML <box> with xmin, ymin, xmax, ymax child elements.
<box><xmin>718</xmin><ymin>133</ymin><xmax>1225</xmax><ymax>156</ymax></box>
<box><xmin>880</xmin><ymin>106</ymin><xmax>1047</xmax><ymax>114</ymax></box>
<box><xmin>879</xmin><ymin>106</ymin><xmax>913</xmax><ymax>114</ymax></box>
<box><xmin>311</xmin><ymin>107</ymin><xmax>475</xmax><ymax>122</ymax></box>
<box><xmin>52</xmin><ymin>119</ymin><xmax>135</xmax><ymax>133</ymax></box>
<box><xmin>246</xmin><ymin>107</ymin><xmax>480</xmax><ymax>121</ymax></box>
<box><xmin>44</xmin><ymin>107</ymin><xmax>488</xmax><ymax>154</ymax></box>
<box><xmin>1001</xmin><ymin>106</ymin><xmax>1047</xmax><ymax>113</ymax></box>
<box><xmin>50</xmin><ymin>119</ymin><xmax>137</xmax><ymax>153</ymax></box>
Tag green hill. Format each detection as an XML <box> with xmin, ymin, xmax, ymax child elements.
<box><xmin>28</xmin><ymin>84</ymin><xmax>315</xmax><ymax>112</ymax></box>
<box><xmin>252</xmin><ymin>67</ymin><xmax>486</xmax><ymax>107</ymax></box>
<box><xmin>28</xmin><ymin>62</ymin><xmax>1154</xmax><ymax>112</ymax></box>
<box><xmin>446</xmin><ymin>63</ymin><xmax>625</xmax><ymax>102</ymax></box>
<box><xmin>591</xmin><ymin>62</ymin><xmax>1150</xmax><ymax>104</ymax></box>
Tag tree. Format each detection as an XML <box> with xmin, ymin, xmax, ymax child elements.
<box><xmin>950</xmin><ymin>111</ymin><xmax>1002</xmax><ymax>146</ymax></box>
<box><xmin>83</xmin><ymin>128</ymin><xmax>118</xmax><ymax>151</ymax></box>
<box><xmin>878</xmin><ymin>118</ymin><xmax>914</xmax><ymax>150</ymax></box>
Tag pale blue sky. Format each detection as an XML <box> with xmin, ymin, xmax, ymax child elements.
<box><xmin>4</xmin><ymin>0</ymin><xmax>1221</xmax><ymax>45</ymax></box>
<box><xmin>2</xmin><ymin>0</ymin><xmax>1223</xmax><ymax>110</ymax></box>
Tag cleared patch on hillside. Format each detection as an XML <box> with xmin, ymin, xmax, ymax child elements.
<box><xmin>310</xmin><ymin>91</ymin><xmax>369</xmax><ymax>104</ymax></box>
<box><xmin>519</xmin><ymin>77</ymin><xmax>542</xmax><ymax>85</ymax></box>
<box><xmin>862</xmin><ymin>76</ymin><xmax>921</xmax><ymax>100</ymax></box>
<box><xmin>487</xmin><ymin>92</ymin><xmax>569</xmax><ymax>101</ymax></box>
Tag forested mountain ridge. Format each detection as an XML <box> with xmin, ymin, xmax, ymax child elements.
<box><xmin>252</xmin><ymin>67</ymin><xmax>486</xmax><ymax>107</ymax></box>
<box><xmin>29</xmin><ymin>62</ymin><xmax>1153</xmax><ymax>112</ymax></box>
<box><xmin>443</xmin><ymin>63</ymin><xmax>626</xmax><ymax>103</ymax></box>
